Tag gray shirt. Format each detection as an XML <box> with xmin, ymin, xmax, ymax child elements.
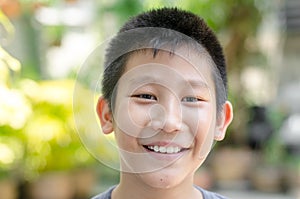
<box><xmin>91</xmin><ymin>185</ymin><xmax>228</xmax><ymax>199</ymax></box>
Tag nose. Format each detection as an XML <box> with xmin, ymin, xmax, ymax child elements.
<box><xmin>150</xmin><ymin>97</ymin><xmax>182</xmax><ymax>133</ymax></box>
<box><xmin>163</xmin><ymin>99</ymin><xmax>182</xmax><ymax>133</ymax></box>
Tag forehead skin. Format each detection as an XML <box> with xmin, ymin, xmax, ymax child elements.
<box><xmin>123</xmin><ymin>49</ymin><xmax>216</xmax><ymax>95</ymax></box>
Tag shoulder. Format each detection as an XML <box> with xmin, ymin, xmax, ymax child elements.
<box><xmin>91</xmin><ymin>186</ymin><xmax>116</xmax><ymax>199</ymax></box>
<box><xmin>195</xmin><ymin>186</ymin><xmax>228</xmax><ymax>199</ymax></box>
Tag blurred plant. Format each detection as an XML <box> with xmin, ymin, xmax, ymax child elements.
<box><xmin>262</xmin><ymin>107</ymin><xmax>286</xmax><ymax>165</ymax></box>
<box><xmin>0</xmin><ymin>9</ymin><xmax>24</xmax><ymax>179</ymax></box>
<box><xmin>0</xmin><ymin>9</ymin><xmax>97</xmax><ymax>182</ymax></box>
<box><xmin>0</xmin><ymin>9</ymin><xmax>20</xmax><ymax>86</ymax></box>
<box><xmin>0</xmin><ymin>46</ymin><xmax>21</xmax><ymax>86</ymax></box>
<box><xmin>0</xmin><ymin>9</ymin><xmax>15</xmax><ymax>42</ymax></box>
<box><xmin>19</xmin><ymin>79</ymin><xmax>96</xmax><ymax>180</ymax></box>
<box><xmin>96</xmin><ymin>0</ymin><xmax>143</xmax><ymax>26</ymax></box>
<box><xmin>1</xmin><ymin>78</ymin><xmax>98</xmax><ymax>181</ymax></box>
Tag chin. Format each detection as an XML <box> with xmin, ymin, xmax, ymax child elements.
<box><xmin>138</xmin><ymin>167</ymin><xmax>187</xmax><ymax>189</ymax></box>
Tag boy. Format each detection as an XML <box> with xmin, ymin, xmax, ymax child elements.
<box><xmin>95</xmin><ymin>7</ymin><xmax>233</xmax><ymax>199</ymax></box>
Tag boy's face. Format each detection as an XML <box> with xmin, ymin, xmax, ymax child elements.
<box><xmin>97</xmin><ymin>49</ymin><xmax>233</xmax><ymax>188</ymax></box>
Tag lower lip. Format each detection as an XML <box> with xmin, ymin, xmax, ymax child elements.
<box><xmin>143</xmin><ymin>146</ymin><xmax>188</xmax><ymax>161</ymax></box>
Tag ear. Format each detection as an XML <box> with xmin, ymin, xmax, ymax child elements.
<box><xmin>96</xmin><ymin>97</ymin><xmax>114</xmax><ymax>134</ymax></box>
<box><xmin>214</xmin><ymin>101</ymin><xmax>233</xmax><ymax>141</ymax></box>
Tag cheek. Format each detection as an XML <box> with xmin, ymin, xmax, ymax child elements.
<box><xmin>183</xmin><ymin>106</ymin><xmax>214</xmax><ymax>136</ymax></box>
<box><xmin>128</xmin><ymin>102</ymin><xmax>152</xmax><ymax>127</ymax></box>
<box><xmin>113</xmin><ymin>99</ymin><xmax>151</xmax><ymax>139</ymax></box>
<box><xmin>114</xmin><ymin>130</ymin><xmax>138</xmax><ymax>156</ymax></box>
<box><xmin>183</xmin><ymin>106</ymin><xmax>216</xmax><ymax>157</ymax></box>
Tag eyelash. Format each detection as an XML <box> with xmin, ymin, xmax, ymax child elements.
<box><xmin>132</xmin><ymin>94</ymin><xmax>157</xmax><ymax>100</ymax></box>
<box><xmin>182</xmin><ymin>96</ymin><xmax>203</xmax><ymax>102</ymax></box>
<box><xmin>131</xmin><ymin>94</ymin><xmax>204</xmax><ymax>102</ymax></box>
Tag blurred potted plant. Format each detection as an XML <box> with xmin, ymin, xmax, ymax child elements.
<box><xmin>249</xmin><ymin>107</ymin><xmax>286</xmax><ymax>193</ymax></box>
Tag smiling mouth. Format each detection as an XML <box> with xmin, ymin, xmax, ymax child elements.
<box><xmin>143</xmin><ymin>145</ymin><xmax>188</xmax><ymax>154</ymax></box>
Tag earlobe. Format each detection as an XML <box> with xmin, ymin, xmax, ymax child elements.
<box><xmin>214</xmin><ymin>101</ymin><xmax>233</xmax><ymax>141</ymax></box>
<box><xmin>96</xmin><ymin>97</ymin><xmax>114</xmax><ymax>134</ymax></box>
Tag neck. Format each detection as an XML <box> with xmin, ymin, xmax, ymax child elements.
<box><xmin>112</xmin><ymin>172</ymin><xmax>202</xmax><ymax>199</ymax></box>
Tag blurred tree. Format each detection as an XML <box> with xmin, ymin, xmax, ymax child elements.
<box><xmin>98</xmin><ymin>0</ymin><xmax>143</xmax><ymax>25</ymax></box>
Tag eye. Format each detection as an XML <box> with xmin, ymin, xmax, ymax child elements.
<box><xmin>182</xmin><ymin>96</ymin><xmax>202</xmax><ymax>102</ymax></box>
<box><xmin>132</xmin><ymin>94</ymin><xmax>157</xmax><ymax>101</ymax></box>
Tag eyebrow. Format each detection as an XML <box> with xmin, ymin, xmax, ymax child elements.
<box><xmin>128</xmin><ymin>76</ymin><xmax>159</xmax><ymax>85</ymax></box>
<box><xmin>128</xmin><ymin>76</ymin><xmax>209</xmax><ymax>89</ymax></box>
<box><xmin>186</xmin><ymin>79</ymin><xmax>209</xmax><ymax>89</ymax></box>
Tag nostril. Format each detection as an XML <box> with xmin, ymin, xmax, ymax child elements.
<box><xmin>163</xmin><ymin>118</ymin><xmax>182</xmax><ymax>133</ymax></box>
<box><xmin>149</xmin><ymin>120</ymin><xmax>163</xmax><ymax>131</ymax></box>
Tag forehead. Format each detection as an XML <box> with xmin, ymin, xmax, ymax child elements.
<box><xmin>123</xmin><ymin>48</ymin><xmax>215</xmax><ymax>87</ymax></box>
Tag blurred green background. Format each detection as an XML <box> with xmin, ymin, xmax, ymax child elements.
<box><xmin>1</xmin><ymin>0</ymin><xmax>300</xmax><ymax>199</ymax></box>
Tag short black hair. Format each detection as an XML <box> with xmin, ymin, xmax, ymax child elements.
<box><xmin>102</xmin><ymin>7</ymin><xmax>227</xmax><ymax>113</ymax></box>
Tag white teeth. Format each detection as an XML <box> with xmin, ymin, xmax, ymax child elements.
<box><xmin>167</xmin><ymin>147</ymin><xmax>174</xmax><ymax>154</ymax></box>
<box><xmin>146</xmin><ymin>145</ymin><xmax>182</xmax><ymax>154</ymax></box>
<box><xmin>160</xmin><ymin>146</ymin><xmax>167</xmax><ymax>153</ymax></box>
